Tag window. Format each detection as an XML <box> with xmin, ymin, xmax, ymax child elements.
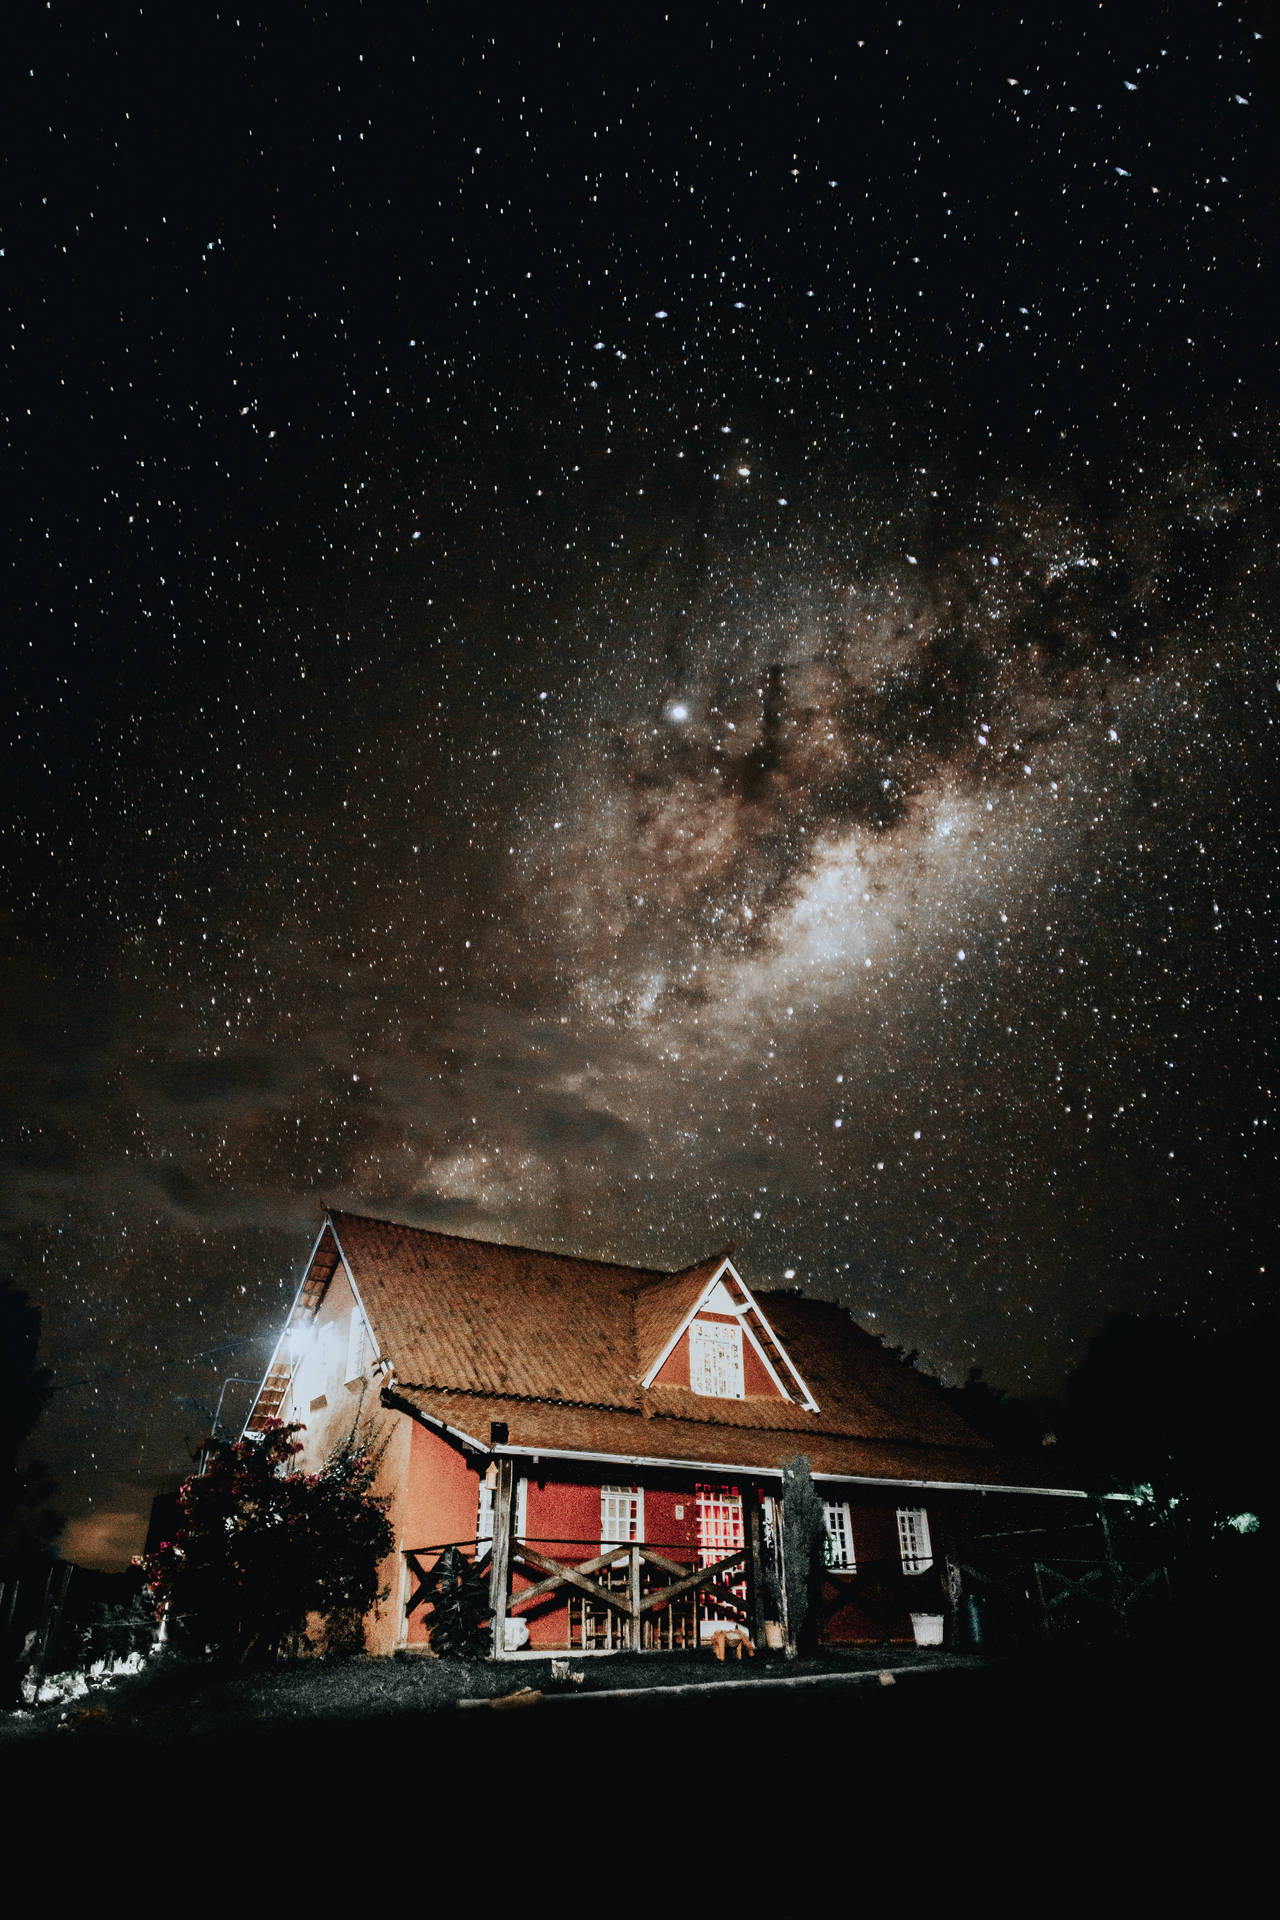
<box><xmin>601</xmin><ymin>1485</ymin><xmax>644</xmax><ymax>1548</ymax></box>
<box><xmin>823</xmin><ymin>1501</ymin><xmax>856</xmax><ymax>1572</ymax></box>
<box><xmin>344</xmin><ymin>1307</ymin><xmax>367</xmax><ymax>1384</ymax></box>
<box><xmin>695</xmin><ymin>1484</ymin><xmax>744</xmax><ymax>1567</ymax></box>
<box><xmin>477</xmin><ymin>1473</ymin><xmax>527</xmax><ymax>1553</ymax></box>
<box><xmin>896</xmin><ymin>1507</ymin><xmax>933</xmax><ymax>1574</ymax></box>
<box><xmin>689</xmin><ymin>1317</ymin><xmax>745</xmax><ymax>1398</ymax></box>
<box><xmin>696</xmin><ymin>1484</ymin><xmax>747</xmax><ymax>1631</ymax></box>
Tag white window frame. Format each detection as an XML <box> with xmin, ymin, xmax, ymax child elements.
<box><xmin>601</xmin><ymin>1485</ymin><xmax>644</xmax><ymax>1549</ymax></box>
<box><xmin>477</xmin><ymin>1473</ymin><xmax>528</xmax><ymax>1554</ymax></box>
<box><xmin>897</xmin><ymin>1506</ymin><xmax>934</xmax><ymax>1574</ymax></box>
<box><xmin>689</xmin><ymin>1317</ymin><xmax>745</xmax><ymax>1399</ymax></box>
<box><xmin>695</xmin><ymin>1483</ymin><xmax>744</xmax><ymax>1568</ymax></box>
<box><xmin>822</xmin><ymin>1500</ymin><xmax>857</xmax><ymax>1572</ymax></box>
<box><xmin>344</xmin><ymin>1307</ymin><xmax>367</xmax><ymax>1384</ymax></box>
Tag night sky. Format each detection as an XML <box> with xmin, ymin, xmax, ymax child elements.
<box><xmin>4</xmin><ymin>4</ymin><xmax>1275</xmax><ymax>1569</ymax></box>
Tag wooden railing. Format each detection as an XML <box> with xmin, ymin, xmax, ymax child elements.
<box><xmin>403</xmin><ymin>1537</ymin><xmax>753</xmax><ymax>1654</ymax></box>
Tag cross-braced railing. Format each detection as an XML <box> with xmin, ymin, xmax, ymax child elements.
<box><xmin>510</xmin><ymin>1539</ymin><xmax>751</xmax><ymax>1652</ymax></box>
<box><xmin>402</xmin><ymin>1536</ymin><xmax>754</xmax><ymax>1654</ymax></box>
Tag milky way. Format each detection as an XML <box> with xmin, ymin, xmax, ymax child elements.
<box><xmin>3</xmin><ymin>5</ymin><xmax>1274</xmax><ymax>1564</ymax></box>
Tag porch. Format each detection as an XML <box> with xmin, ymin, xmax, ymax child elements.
<box><xmin>403</xmin><ymin>1532</ymin><xmax>760</xmax><ymax>1657</ymax></box>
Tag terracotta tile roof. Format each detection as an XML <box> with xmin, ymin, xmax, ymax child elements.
<box><xmin>329</xmin><ymin>1209</ymin><xmax>661</xmax><ymax>1409</ymax></box>
<box><xmin>327</xmin><ymin>1209</ymin><xmax>1073</xmax><ymax>1491</ymax></box>
<box><xmin>388</xmin><ymin>1386</ymin><xmax>1074</xmax><ymax>1492</ymax></box>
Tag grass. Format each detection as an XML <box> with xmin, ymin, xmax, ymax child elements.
<box><xmin>0</xmin><ymin>1641</ymin><xmax>967</xmax><ymax>1748</ymax></box>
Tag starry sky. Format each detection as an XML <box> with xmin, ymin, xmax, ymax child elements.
<box><xmin>4</xmin><ymin>4</ymin><xmax>1275</xmax><ymax>1569</ymax></box>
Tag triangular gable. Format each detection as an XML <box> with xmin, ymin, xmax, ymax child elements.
<box><xmin>638</xmin><ymin>1256</ymin><xmax>820</xmax><ymax>1411</ymax></box>
<box><xmin>244</xmin><ymin>1216</ymin><xmax>377</xmax><ymax>1433</ymax></box>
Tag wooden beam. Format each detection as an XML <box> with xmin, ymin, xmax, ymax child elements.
<box><xmin>638</xmin><ymin>1550</ymin><xmax>747</xmax><ymax>1616</ymax></box>
<box><xmin>403</xmin><ymin>1551</ymin><xmax>430</xmax><ymax>1619</ymax></box>
<box><xmin>635</xmin><ymin>1547</ymin><xmax>689</xmax><ymax>1579</ymax></box>
<box><xmin>628</xmin><ymin>1543</ymin><xmax>642</xmax><ymax>1652</ymax></box>
<box><xmin>489</xmin><ymin>1457</ymin><xmax>514</xmax><ymax>1657</ymax></box>
<box><xmin>510</xmin><ymin>1545</ymin><xmax>636</xmax><ymax>1616</ymax></box>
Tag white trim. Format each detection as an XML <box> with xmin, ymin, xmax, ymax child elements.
<box><xmin>736</xmin><ymin>1316</ymin><xmax>792</xmax><ymax>1401</ymax></box>
<box><xmin>384</xmin><ymin>1393</ymin><xmax>490</xmax><ymax>1457</ymax></box>
<box><xmin>823</xmin><ymin>1500</ymin><xmax>857</xmax><ymax>1572</ymax></box>
<box><xmin>746</xmin><ymin>1292</ymin><xmax>821</xmax><ymax>1411</ymax></box>
<box><xmin>600</xmin><ymin>1484</ymin><xmax>644</xmax><ymax>1547</ymax></box>
<box><xmin>639</xmin><ymin>1256</ymin><xmax>820</xmax><ymax>1411</ymax></box>
<box><xmin>897</xmin><ymin>1505</ymin><xmax>934</xmax><ymax>1574</ymax></box>
<box><xmin>325</xmin><ymin>1217</ymin><xmax>382</xmax><ymax>1383</ymax></box>
<box><xmin>689</xmin><ymin>1316</ymin><xmax>745</xmax><ymax>1400</ymax></box>
<box><xmin>641</xmin><ymin>1258</ymin><xmax>736</xmax><ymax>1388</ymax></box>
<box><xmin>240</xmin><ymin>1219</ymin><xmax>332</xmax><ymax>1437</ymax></box>
<box><xmin>384</xmin><ymin>1387</ymin><xmax>1116</xmax><ymax>1502</ymax></box>
<box><xmin>479</xmin><ymin>1435</ymin><xmax>1106</xmax><ymax>1499</ymax></box>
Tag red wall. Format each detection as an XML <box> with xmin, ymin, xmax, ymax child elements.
<box><xmin>402</xmin><ymin>1422</ymin><xmax>482</xmax><ymax>1648</ymax></box>
<box><xmin>514</xmin><ymin>1473</ymin><xmax>710</xmax><ymax>1649</ymax></box>
<box><xmin>819</xmin><ymin>1503</ymin><xmax>923</xmax><ymax>1645</ymax></box>
<box><xmin>401</xmin><ymin>1422</ymin><xmax>932</xmax><ymax>1652</ymax></box>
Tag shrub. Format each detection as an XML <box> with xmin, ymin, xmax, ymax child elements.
<box><xmin>142</xmin><ymin>1419</ymin><xmax>393</xmax><ymax>1665</ymax></box>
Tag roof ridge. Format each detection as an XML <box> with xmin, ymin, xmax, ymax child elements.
<box><xmin>624</xmin><ymin>1248</ymin><xmax>732</xmax><ymax>1297</ymax></box>
<box><xmin>327</xmin><ymin>1207</ymin><xmax>675</xmax><ymax>1279</ymax></box>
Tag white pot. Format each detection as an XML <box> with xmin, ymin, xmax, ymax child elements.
<box><xmin>910</xmin><ymin>1613</ymin><xmax>945</xmax><ymax>1647</ymax></box>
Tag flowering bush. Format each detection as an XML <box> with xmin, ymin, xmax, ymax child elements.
<box><xmin>142</xmin><ymin>1420</ymin><xmax>394</xmax><ymax>1665</ymax></box>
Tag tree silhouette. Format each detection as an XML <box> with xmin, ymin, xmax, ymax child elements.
<box><xmin>780</xmin><ymin>1455</ymin><xmax>828</xmax><ymax>1655</ymax></box>
<box><xmin>1</xmin><ymin>1277</ymin><xmax>62</xmax><ymax>1706</ymax></box>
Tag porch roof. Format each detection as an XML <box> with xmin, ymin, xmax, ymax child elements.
<box><xmin>387</xmin><ymin>1381</ymin><xmax>1082</xmax><ymax>1494</ymax></box>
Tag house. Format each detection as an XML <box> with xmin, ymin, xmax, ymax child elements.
<box><xmin>243</xmin><ymin>1208</ymin><xmax>1098</xmax><ymax>1656</ymax></box>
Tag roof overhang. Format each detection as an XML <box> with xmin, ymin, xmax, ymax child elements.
<box><xmin>482</xmin><ymin>1438</ymin><xmax>1105</xmax><ymax>1500</ymax></box>
<box><xmin>384</xmin><ymin>1389</ymin><xmax>1108</xmax><ymax>1499</ymax></box>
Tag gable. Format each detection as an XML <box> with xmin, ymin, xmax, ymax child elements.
<box><xmin>245</xmin><ymin>1220</ymin><xmax>380</xmax><ymax>1436</ymax></box>
<box><xmin>638</xmin><ymin>1257</ymin><xmax>819</xmax><ymax>1410</ymax></box>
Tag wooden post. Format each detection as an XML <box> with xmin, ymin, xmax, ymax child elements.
<box><xmin>746</xmin><ymin>1488</ymin><xmax>768</xmax><ymax>1648</ymax></box>
<box><xmin>1096</xmin><ymin>1499</ymin><xmax>1127</xmax><ymax>1639</ymax></box>
<box><xmin>628</xmin><ymin>1543</ymin><xmax>643</xmax><ymax>1651</ymax></box>
<box><xmin>932</xmin><ymin>1508</ymin><xmax>962</xmax><ymax>1649</ymax></box>
<box><xmin>489</xmin><ymin>1457</ymin><xmax>515</xmax><ymax>1658</ymax></box>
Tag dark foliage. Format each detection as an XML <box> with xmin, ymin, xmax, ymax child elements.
<box><xmin>0</xmin><ymin>1277</ymin><xmax>60</xmax><ymax>1565</ymax></box>
<box><xmin>1</xmin><ymin>1277</ymin><xmax>62</xmax><ymax>1707</ymax></box>
<box><xmin>142</xmin><ymin>1420</ymin><xmax>394</xmax><ymax>1665</ymax></box>
<box><xmin>885</xmin><ymin>1344</ymin><xmax>1057</xmax><ymax>1454</ymax></box>
<box><xmin>417</xmin><ymin>1545</ymin><xmax>491</xmax><ymax>1659</ymax></box>
<box><xmin>75</xmin><ymin>1590</ymin><xmax>158</xmax><ymax>1677</ymax></box>
<box><xmin>1061</xmin><ymin>1312</ymin><xmax>1271</xmax><ymax>1625</ymax></box>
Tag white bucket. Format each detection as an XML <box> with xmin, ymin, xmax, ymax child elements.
<box><xmin>910</xmin><ymin>1613</ymin><xmax>945</xmax><ymax>1647</ymax></box>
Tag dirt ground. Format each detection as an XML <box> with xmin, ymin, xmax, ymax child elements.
<box><xmin>0</xmin><ymin>1641</ymin><xmax>965</xmax><ymax>1748</ymax></box>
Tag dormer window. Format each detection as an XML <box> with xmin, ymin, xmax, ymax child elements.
<box><xmin>689</xmin><ymin>1318</ymin><xmax>744</xmax><ymax>1399</ymax></box>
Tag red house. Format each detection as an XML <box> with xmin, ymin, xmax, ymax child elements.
<box><xmin>244</xmin><ymin>1209</ymin><xmax>1091</xmax><ymax>1656</ymax></box>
